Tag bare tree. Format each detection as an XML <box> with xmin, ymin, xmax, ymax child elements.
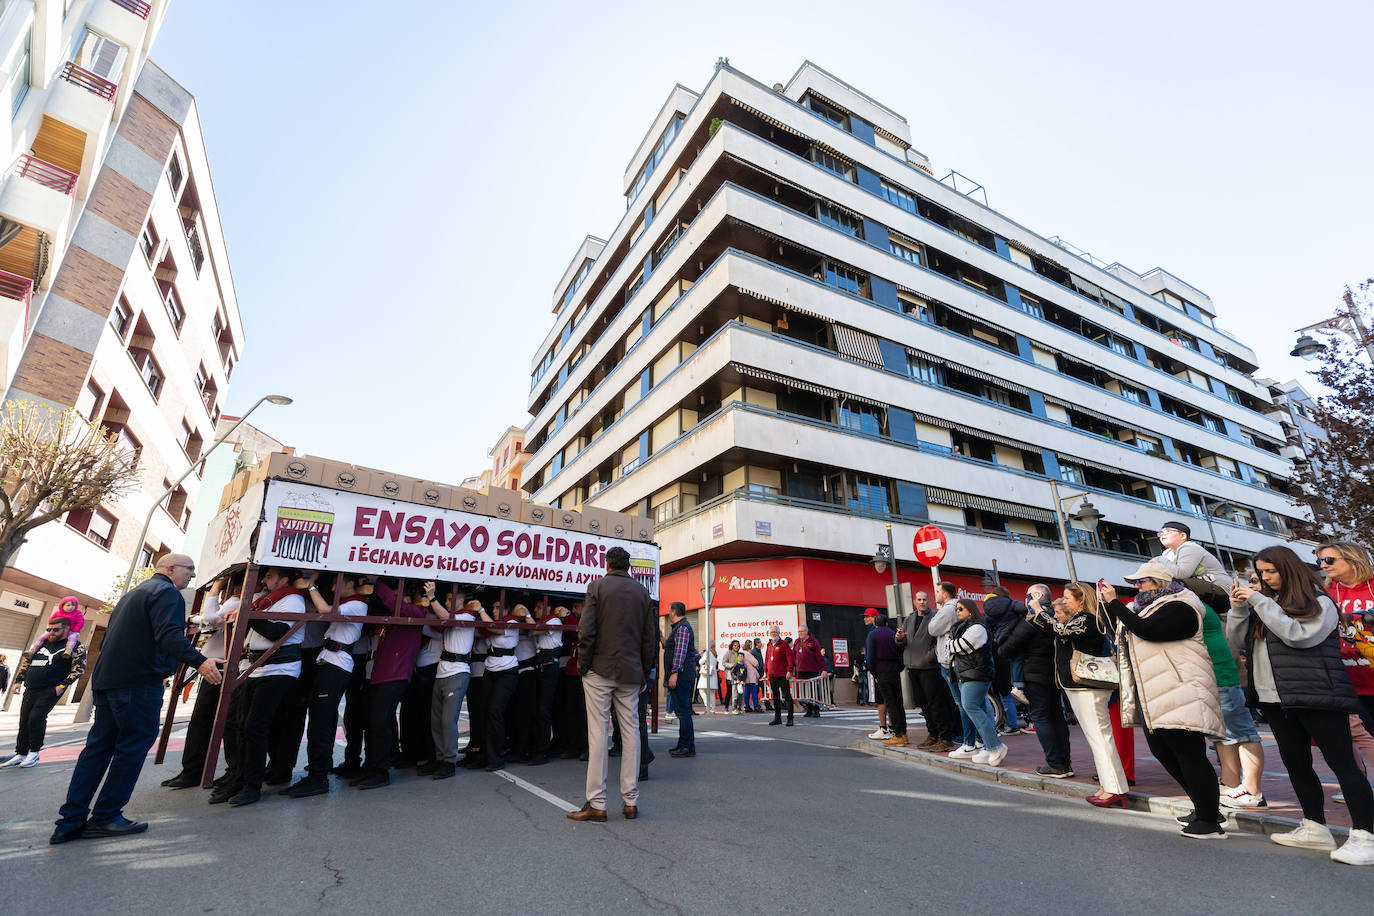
<box><xmin>1289</xmin><ymin>280</ymin><xmax>1374</xmax><ymax>545</ymax></box>
<box><xmin>0</xmin><ymin>400</ymin><xmax>140</xmax><ymax>571</ymax></box>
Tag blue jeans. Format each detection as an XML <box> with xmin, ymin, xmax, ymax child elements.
<box><xmin>1010</xmin><ymin>657</ymin><xmax>1025</xmax><ymax>687</ymax></box>
<box><xmin>669</xmin><ymin>678</ymin><xmax>695</xmax><ymax>751</ymax></box>
<box><xmin>57</xmin><ymin>685</ymin><xmax>163</xmax><ymax>830</ymax></box>
<box><xmin>958</xmin><ymin>680</ymin><xmax>1004</xmax><ymax>750</ymax></box>
<box><xmin>942</xmin><ymin>665</ymin><xmax>995</xmax><ymax>745</ymax></box>
<box><xmin>744</xmin><ymin>683</ymin><xmax>760</xmax><ymax>710</ymax></box>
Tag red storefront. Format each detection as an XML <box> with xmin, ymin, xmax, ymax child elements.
<box><xmin>660</xmin><ymin>557</ymin><xmax>1054</xmax><ymax>675</ymax></box>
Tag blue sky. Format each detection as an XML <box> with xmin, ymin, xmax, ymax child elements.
<box><xmin>151</xmin><ymin>0</ymin><xmax>1374</xmax><ymax>485</ymax></box>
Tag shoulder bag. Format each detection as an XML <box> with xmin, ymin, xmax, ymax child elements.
<box><xmin>1070</xmin><ymin>648</ymin><xmax>1119</xmax><ymax>690</ymax></box>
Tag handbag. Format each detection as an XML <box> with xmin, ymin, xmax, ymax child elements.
<box><xmin>1070</xmin><ymin>648</ymin><xmax>1119</xmax><ymax>690</ymax></box>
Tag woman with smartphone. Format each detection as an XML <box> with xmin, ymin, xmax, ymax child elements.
<box><xmin>1030</xmin><ymin>583</ymin><xmax>1129</xmax><ymax>807</ymax></box>
<box><xmin>1228</xmin><ymin>545</ymin><xmax>1374</xmax><ymax>865</ymax></box>
<box><xmin>1315</xmin><ymin>541</ymin><xmax>1374</xmax><ymax>788</ymax></box>
<box><xmin>947</xmin><ymin>600</ymin><xmax>1008</xmax><ymax>766</ymax></box>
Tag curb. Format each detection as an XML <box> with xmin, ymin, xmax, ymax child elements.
<box><xmin>850</xmin><ymin>740</ymin><xmax>1350</xmax><ymax>840</ymax></box>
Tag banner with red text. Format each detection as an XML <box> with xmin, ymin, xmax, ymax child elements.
<box><xmin>712</xmin><ymin>604</ymin><xmax>800</xmax><ymax>651</ymax></box>
<box><xmin>253</xmin><ymin>480</ymin><xmax>659</xmax><ymax>598</ymax></box>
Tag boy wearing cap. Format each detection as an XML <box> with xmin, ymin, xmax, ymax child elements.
<box><xmin>1155</xmin><ymin>521</ymin><xmax>1228</xmax><ymax>584</ymax></box>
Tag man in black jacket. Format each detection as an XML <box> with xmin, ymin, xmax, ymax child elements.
<box><xmin>981</xmin><ymin>587</ymin><xmax>1026</xmax><ymax>734</ymax></box>
<box><xmin>51</xmin><ymin>554</ymin><xmax>222</xmax><ymax>844</ymax></box>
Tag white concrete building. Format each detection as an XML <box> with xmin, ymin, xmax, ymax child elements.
<box><xmin>0</xmin><ymin>3</ymin><xmax>242</xmax><ymax>692</ymax></box>
<box><xmin>520</xmin><ymin>61</ymin><xmax>1308</xmax><ymax>652</ymax></box>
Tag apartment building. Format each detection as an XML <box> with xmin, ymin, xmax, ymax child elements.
<box><xmin>489</xmin><ymin>424</ymin><xmax>529</xmax><ymax>493</ymax></box>
<box><xmin>521</xmin><ymin>61</ymin><xmax>1307</xmax><ymax>655</ymax></box>
<box><xmin>0</xmin><ymin>3</ymin><xmax>241</xmax><ymax>682</ymax></box>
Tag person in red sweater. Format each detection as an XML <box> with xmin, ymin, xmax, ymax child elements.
<box><xmin>764</xmin><ymin>626</ymin><xmax>794</xmax><ymax>727</ymax></box>
<box><xmin>1318</xmin><ymin>542</ymin><xmax>1374</xmax><ymax>777</ymax></box>
<box><xmin>792</xmin><ymin>627</ymin><xmax>825</xmax><ymax>718</ymax></box>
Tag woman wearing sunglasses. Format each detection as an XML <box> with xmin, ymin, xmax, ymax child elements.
<box><xmin>1316</xmin><ymin>542</ymin><xmax>1374</xmax><ymax>788</ymax></box>
<box><xmin>1228</xmin><ymin>545</ymin><xmax>1374</xmax><ymax>865</ymax></box>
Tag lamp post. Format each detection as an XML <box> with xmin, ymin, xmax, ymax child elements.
<box><xmin>1196</xmin><ymin>496</ymin><xmax>1238</xmax><ymax>576</ymax></box>
<box><xmin>1047</xmin><ymin>479</ymin><xmax>1103</xmax><ymax>583</ymax></box>
<box><xmin>871</xmin><ymin>522</ymin><xmax>901</xmax><ymax>617</ymax></box>
<box><xmin>118</xmin><ymin>394</ymin><xmax>292</xmax><ymax>599</ymax></box>
<box><xmin>1291</xmin><ymin>304</ymin><xmax>1374</xmax><ymax>364</ymax></box>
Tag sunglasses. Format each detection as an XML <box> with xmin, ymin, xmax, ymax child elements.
<box><xmin>45</xmin><ymin>626</ymin><xmax>65</xmax><ymax>632</ymax></box>
<box><xmin>1318</xmin><ymin>556</ymin><xmax>1339</xmax><ymax>566</ymax></box>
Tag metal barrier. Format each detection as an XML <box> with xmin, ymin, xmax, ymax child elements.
<box><xmin>761</xmin><ymin>674</ymin><xmax>837</xmax><ymax>711</ymax></box>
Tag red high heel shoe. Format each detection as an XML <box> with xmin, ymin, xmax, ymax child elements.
<box><xmin>1086</xmin><ymin>793</ymin><xmax>1128</xmax><ymax>809</ymax></box>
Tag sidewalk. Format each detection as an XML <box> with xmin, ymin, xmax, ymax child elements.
<box><xmin>847</xmin><ymin>706</ymin><xmax>1357</xmax><ymax>837</ymax></box>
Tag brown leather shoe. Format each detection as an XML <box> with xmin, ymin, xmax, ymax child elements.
<box><xmin>566</xmin><ymin>803</ymin><xmax>607</xmax><ymax>823</ymax></box>
<box><xmin>930</xmin><ymin>739</ymin><xmax>955</xmax><ymax>753</ymax></box>
<box><xmin>622</xmin><ymin>804</ymin><xmax>638</xmax><ymax>820</ymax></box>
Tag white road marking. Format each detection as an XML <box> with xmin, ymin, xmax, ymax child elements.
<box><xmin>491</xmin><ymin>768</ymin><xmax>578</xmax><ymax>813</ymax></box>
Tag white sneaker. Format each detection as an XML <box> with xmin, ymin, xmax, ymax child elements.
<box><xmin>1334</xmin><ymin>793</ymin><xmax>1346</xmax><ymax>805</ymax></box>
<box><xmin>985</xmin><ymin>744</ymin><xmax>1009</xmax><ymax>767</ymax></box>
<box><xmin>0</xmin><ymin>753</ymin><xmax>23</xmax><ymax>768</ymax></box>
<box><xmin>868</xmin><ymin>727</ymin><xmax>892</xmax><ymax>740</ymax></box>
<box><xmin>1271</xmin><ymin>819</ymin><xmax>1337</xmax><ymax>851</ymax></box>
<box><xmin>18</xmin><ymin>752</ymin><xmax>39</xmax><ymax>768</ymax></box>
<box><xmin>971</xmin><ymin>749</ymin><xmax>991</xmax><ymax>764</ymax></box>
<box><xmin>1219</xmin><ymin>788</ymin><xmax>1267</xmax><ymax>809</ymax></box>
<box><xmin>1010</xmin><ymin>687</ymin><xmax>1028</xmax><ymax>705</ymax></box>
<box><xmin>1332</xmin><ymin>829</ymin><xmax>1374</xmax><ymax>866</ymax></box>
<box><xmin>948</xmin><ymin>744</ymin><xmax>978</xmax><ymax>759</ymax></box>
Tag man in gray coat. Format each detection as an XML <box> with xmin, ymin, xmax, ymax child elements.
<box><xmin>568</xmin><ymin>546</ymin><xmax>656</xmax><ymax>823</ymax></box>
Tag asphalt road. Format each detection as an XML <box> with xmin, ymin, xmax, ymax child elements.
<box><xmin>0</xmin><ymin>709</ymin><xmax>1367</xmax><ymax>914</ymax></box>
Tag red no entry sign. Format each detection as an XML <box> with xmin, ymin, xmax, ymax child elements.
<box><xmin>913</xmin><ymin>525</ymin><xmax>947</xmax><ymax>567</ymax></box>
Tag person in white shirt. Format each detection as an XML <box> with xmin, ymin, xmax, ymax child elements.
<box><xmin>162</xmin><ymin>572</ymin><xmax>243</xmax><ymax>790</ymax></box>
<box><xmin>213</xmin><ymin>567</ymin><xmax>307</xmax><ymax>807</ymax></box>
<box><xmin>461</xmin><ymin>632</ymin><xmax>490</xmax><ymax>769</ymax></box>
<box><xmin>510</xmin><ymin>604</ymin><xmax>539</xmax><ymax>762</ymax></box>
<box><xmin>482</xmin><ymin>605</ymin><xmax>522</xmax><ymax>771</ymax></box>
<box><xmin>283</xmin><ymin>574</ymin><xmax>370</xmax><ymax>798</ymax></box>
<box><xmin>529</xmin><ymin>603</ymin><xmax>564</xmax><ymax>765</ymax></box>
<box><xmin>429</xmin><ymin>596</ymin><xmax>488</xmax><ymax>779</ymax></box>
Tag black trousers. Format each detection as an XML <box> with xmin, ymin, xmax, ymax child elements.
<box><xmin>1263</xmin><ymin>703</ymin><xmax>1374</xmax><ymax>832</ymax></box>
<box><xmin>15</xmin><ymin>684</ymin><xmax>62</xmax><ymax>754</ymax></box>
<box><xmin>177</xmin><ymin>680</ymin><xmax>221</xmax><ymax>779</ymax></box>
<box><xmin>534</xmin><ymin>662</ymin><xmax>560</xmax><ymax>756</ymax></box>
<box><xmin>229</xmin><ymin>675</ymin><xmax>295</xmax><ymax>790</ymax></box>
<box><xmin>874</xmin><ymin>671</ymin><xmax>906</xmax><ymax>735</ymax></box>
<box><xmin>464</xmin><ymin>675</ymin><xmax>486</xmax><ymax>757</ymax></box>
<box><xmin>611</xmin><ymin>687</ymin><xmax>653</xmax><ymax>769</ymax></box>
<box><xmin>305</xmin><ymin>662</ymin><xmax>351</xmax><ymax>778</ymax></box>
<box><xmin>1143</xmin><ymin>727</ymin><xmax>1219</xmax><ymax>823</ymax></box>
<box><xmin>340</xmin><ymin>654</ymin><xmax>370</xmax><ymax>768</ymax></box>
<box><xmin>908</xmin><ymin>667</ymin><xmax>958</xmax><ymax>742</ymax></box>
<box><xmin>1024</xmin><ymin>680</ymin><xmax>1071</xmax><ymax>769</ymax></box>
<box><xmin>558</xmin><ymin>673</ymin><xmax>586</xmax><ymax>753</ymax></box>
<box><xmin>483</xmin><ymin>668</ymin><xmax>519</xmax><ymax>766</ymax></box>
<box><xmin>511</xmin><ymin>669</ymin><xmax>537</xmax><ymax>755</ymax></box>
<box><xmin>400</xmin><ymin>662</ymin><xmax>438</xmax><ymax>763</ymax></box>
<box><xmin>267</xmin><ymin>647</ymin><xmax>319</xmax><ymax>780</ymax></box>
<box><xmin>768</xmin><ymin>676</ymin><xmax>793</xmax><ymax>723</ymax></box>
<box><xmin>364</xmin><ymin>679</ymin><xmax>409</xmax><ymax>775</ymax></box>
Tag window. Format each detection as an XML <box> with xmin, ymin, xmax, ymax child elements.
<box><xmin>68</xmin><ymin>506</ymin><xmax>117</xmax><ymax>549</ymax></box>
<box><xmin>1058</xmin><ymin>463</ymin><xmax>1085</xmax><ymax>485</ymax></box>
<box><xmin>809</xmin><ymin>146</ymin><xmax>855</xmax><ymax>182</ymax></box>
<box><xmin>130</xmin><ymin>349</ymin><xmax>163</xmax><ymax>398</ymax></box>
<box><xmin>1203</xmin><ymin>415</ymin><xmax>1225</xmax><ymax>434</ymax></box>
<box><xmin>804</xmin><ymin>94</ymin><xmax>850</xmax><ymax>131</ymax></box>
<box><xmin>1117</xmin><ymin>383</ymin><xmax>1145</xmax><ymax>404</ymax></box>
<box><xmin>111</xmin><ymin>296</ymin><xmax>132</xmax><ymax>338</ymax></box>
<box><xmin>179</xmin><ymin>419</ymin><xmax>193</xmax><ymax>451</ymax></box>
<box><xmin>139</xmin><ymin>221</ymin><xmax>158</xmax><ymax>262</ymax></box>
<box><xmin>890</xmin><ymin>239</ymin><xmax>923</xmax><ymax>265</ymax></box>
<box><xmin>72</xmin><ymin>29</ymin><xmax>127</xmax><ymax>80</ymax></box>
<box><xmin>1109</xmin><ymin>337</ymin><xmax>1134</xmax><ymax>358</ymax></box>
<box><xmin>1153</xmin><ymin>486</ymin><xmax>1180</xmax><ymax>509</ymax></box>
<box><xmin>162</xmin><ymin>284</ymin><xmax>184</xmax><ymax>332</ymax></box>
<box><xmin>193</xmin><ymin>366</ymin><xmax>207</xmax><ymax>397</ymax></box>
<box><xmin>879</xmin><ymin>180</ymin><xmax>917</xmax><ymax>214</ymax></box>
<box><xmin>851</xmin><ymin>476</ymin><xmax>889</xmax><ymax>515</ymax></box>
<box><xmin>138</xmin><ymin>544</ymin><xmax>155</xmax><ymax>569</ymax></box>
<box><xmin>210</xmin><ymin>312</ymin><xmax>223</xmax><ymax>340</ymax></box>
<box><xmin>822</xmin><ymin>262</ymin><xmax>865</xmax><ymax>296</ymax></box>
<box><xmin>166</xmin><ymin>152</ymin><xmax>183</xmax><ymax>193</ymax></box>
<box><xmin>839</xmin><ymin>402</ymin><xmax>883</xmax><ymax>436</ymax></box>
<box><xmin>907</xmin><ymin>355</ymin><xmax>945</xmax><ymax>386</ymax></box>
<box><xmin>1019</xmin><ymin>292</ymin><xmax>1044</xmax><ymax>320</ymax></box>
<box><xmin>102</xmin><ymin>421</ymin><xmax>141</xmax><ymax>467</ymax></box>
<box><xmin>626</xmin><ymin>114</ymin><xmax>684</xmax><ymax>204</ymax></box>
<box><xmin>5</xmin><ymin>28</ymin><xmax>30</xmax><ymax>118</ymax></box>
<box><xmin>816</xmin><ymin>201</ymin><xmax>861</xmax><ymax>237</ymax></box>
<box><xmin>982</xmin><ymin>385</ymin><xmax>1012</xmax><ymax>407</ymax></box>
<box><xmin>77</xmin><ymin>380</ymin><xmax>104</xmax><ymax>421</ymax></box>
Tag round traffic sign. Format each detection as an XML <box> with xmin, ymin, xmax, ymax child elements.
<box><xmin>913</xmin><ymin>525</ymin><xmax>947</xmax><ymax>567</ymax></box>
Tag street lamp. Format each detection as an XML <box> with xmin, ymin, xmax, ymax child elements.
<box><xmin>1292</xmin><ymin>304</ymin><xmax>1374</xmax><ymax>364</ymax></box>
<box><xmin>870</xmin><ymin>522</ymin><xmax>901</xmax><ymax>617</ymax></box>
<box><xmin>1289</xmin><ymin>333</ymin><xmax>1325</xmax><ymax>361</ymax></box>
<box><xmin>1196</xmin><ymin>496</ymin><xmax>1237</xmax><ymax>576</ymax></box>
<box><xmin>119</xmin><ymin>393</ymin><xmax>292</xmax><ymax>599</ymax></box>
<box><xmin>1047</xmin><ymin>479</ymin><xmax>1105</xmax><ymax>583</ymax></box>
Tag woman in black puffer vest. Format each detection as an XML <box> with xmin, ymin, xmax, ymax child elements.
<box><xmin>948</xmin><ymin>600</ymin><xmax>1007</xmax><ymax>766</ymax></box>
<box><xmin>1227</xmin><ymin>545</ymin><xmax>1373</xmax><ymax>866</ymax></box>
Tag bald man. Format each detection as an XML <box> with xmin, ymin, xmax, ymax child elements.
<box><xmin>52</xmin><ymin>554</ymin><xmax>222</xmax><ymax>844</ymax></box>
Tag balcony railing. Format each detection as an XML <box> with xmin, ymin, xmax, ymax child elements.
<box><xmin>60</xmin><ymin>61</ymin><xmax>117</xmax><ymax>101</ymax></box>
<box><xmin>184</xmin><ymin>221</ymin><xmax>205</xmax><ymax>274</ymax></box>
<box><xmin>14</xmin><ymin>155</ymin><xmax>78</xmax><ymax>195</ymax></box>
<box><xmin>110</xmin><ymin>0</ymin><xmax>152</xmax><ymax>18</ymax></box>
<box><xmin>0</xmin><ymin>267</ymin><xmax>34</xmax><ymax>333</ymax></box>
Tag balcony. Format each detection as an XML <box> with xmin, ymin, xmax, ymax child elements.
<box><xmin>14</xmin><ymin>156</ymin><xmax>78</xmax><ymax>195</ymax></box>
<box><xmin>0</xmin><ymin>156</ymin><xmax>79</xmax><ymax>251</ymax></box>
<box><xmin>60</xmin><ymin>62</ymin><xmax>117</xmax><ymax>102</ymax></box>
<box><xmin>110</xmin><ymin>0</ymin><xmax>151</xmax><ymax>19</ymax></box>
<box><xmin>184</xmin><ymin>219</ymin><xmax>205</xmax><ymax>274</ymax></box>
<box><xmin>0</xmin><ymin>268</ymin><xmax>34</xmax><ymax>386</ymax></box>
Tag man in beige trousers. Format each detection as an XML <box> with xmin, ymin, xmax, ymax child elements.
<box><xmin>568</xmin><ymin>546</ymin><xmax>656</xmax><ymax>822</ymax></box>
